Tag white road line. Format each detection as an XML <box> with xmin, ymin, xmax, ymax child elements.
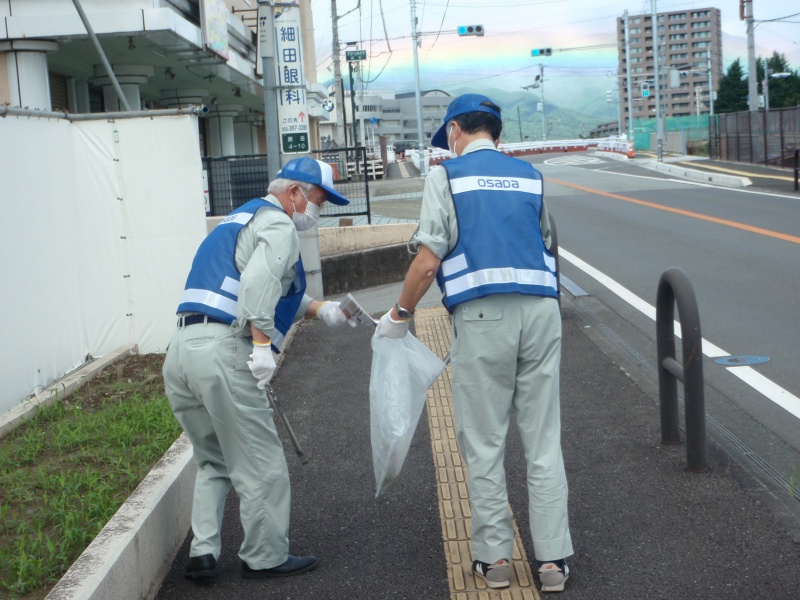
<box><xmin>559</xmin><ymin>247</ymin><xmax>800</xmax><ymax>420</ymax></box>
<box><xmin>544</xmin><ymin>156</ymin><xmax>605</xmax><ymax>166</ymax></box>
<box><xmin>595</xmin><ymin>169</ymin><xmax>800</xmax><ymax>200</ymax></box>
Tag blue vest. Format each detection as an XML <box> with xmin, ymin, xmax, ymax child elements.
<box><xmin>177</xmin><ymin>198</ymin><xmax>306</xmax><ymax>353</ymax></box>
<box><xmin>436</xmin><ymin>149</ymin><xmax>558</xmax><ymax>311</ymax></box>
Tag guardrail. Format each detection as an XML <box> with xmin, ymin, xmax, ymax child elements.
<box><xmin>656</xmin><ymin>267</ymin><xmax>707</xmax><ymax>472</ymax></box>
<box><xmin>405</xmin><ymin>138</ymin><xmax>621</xmax><ymax>168</ymax></box>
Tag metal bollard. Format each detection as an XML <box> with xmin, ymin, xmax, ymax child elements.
<box><xmin>656</xmin><ymin>267</ymin><xmax>707</xmax><ymax>472</ymax></box>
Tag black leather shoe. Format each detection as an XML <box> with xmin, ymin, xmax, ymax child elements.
<box><xmin>241</xmin><ymin>555</ymin><xmax>319</xmax><ymax>579</ymax></box>
<box><xmin>185</xmin><ymin>554</ymin><xmax>217</xmax><ymax>580</ymax></box>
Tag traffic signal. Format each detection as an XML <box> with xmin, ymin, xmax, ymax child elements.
<box><xmin>641</xmin><ymin>83</ymin><xmax>650</xmax><ymax>98</ymax></box>
<box><xmin>606</xmin><ymin>90</ymin><xmax>614</xmax><ymax>103</ymax></box>
<box><xmin>531</xmin><ymin>48</ymin><xmax>552</xmax><ymax>57</ymax></box>
<box><xmin>457</xmin><ymin>25</ymin><xmax>484</xmax><ymax>37</ymax></box>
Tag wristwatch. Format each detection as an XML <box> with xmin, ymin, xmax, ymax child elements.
<box><xmin>395</xmin><ymin>303</ymin><xmax>414</xmax><ymax>319</ymax></box>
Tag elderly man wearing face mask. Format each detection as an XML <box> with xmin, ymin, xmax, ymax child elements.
<box><xmin>375</xmin><ymin>94</ymin><xmax>573</xmax><ymax>593</ymax></box>
<box><xmin>163</xmin><ymin>157</ymin><xmax>354</xmax><ymax>584</ymax></box>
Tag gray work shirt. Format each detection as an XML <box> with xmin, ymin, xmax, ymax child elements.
<box><xmin>413</xmin><ymin>139</ymin><xmax>553</xmax><ymax>259</ymax></box>
<box><xmin>232</xmin><ymin>194</ymin><xmax>311</xmax><ymax>337</ymax></box>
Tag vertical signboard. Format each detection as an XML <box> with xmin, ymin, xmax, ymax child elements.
<box><xmin>200</xmin><ymin>0</ymin><xmax>230</xmax><ymax>61</ymax></box>
<box><xmin>273</xmin><ymin>2</ymin><xmax>309</xmax><ymax>154</ymax></box>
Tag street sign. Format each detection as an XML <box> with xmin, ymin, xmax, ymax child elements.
<box><xmin>273</xmin><ymin>4</ymin><xmax>310</xmax><ymax>155</ymax></box>
<box><xmin>346</xmin><ymin>49</ymin><xmax>367</xmax><ymax>61</ymax></box>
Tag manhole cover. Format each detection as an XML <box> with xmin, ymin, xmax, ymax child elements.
<box><xmin>713</xmin><ymin>355</ymin><xmax>770</xmax><ymax>366</ymax></box>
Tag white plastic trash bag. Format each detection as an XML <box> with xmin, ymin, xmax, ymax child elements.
<box><xmin>370</xmin><ymin>332</ymin><xmax>446</xmax><ymax>497</ymax></box>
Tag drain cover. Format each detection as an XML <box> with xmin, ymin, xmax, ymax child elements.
<box><xmin>713</xmin><ymin>355</ymin><xmax>770</xmax><ymax>366</ymax></box>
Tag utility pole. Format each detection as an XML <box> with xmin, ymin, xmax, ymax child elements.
<box><xmin>517</xmin><ymin>105</ymin><xmax>523</xmax><ymax>141</ymax></box>
<box><xmin>410</xmin><ymin>0</ymin><xmax>427</xmax><ymax>176</ymax></box>
<box><xmin>258</xmin><ymin>1</ymin><xmax>281</xmax><ymax>178</ymax></box>
<box><xmin>651</xmin><ymin>0</ymin><xmax>664</xmax><ymax>162</ymax></box>
<box><xmin>624</xmin><ymin>9</ymin><xmax>634</xmax><ymax>139</ymax></box>
<box><xmin>539</xmin><ymin>64</ymin><xmax>546</xmax><ymax>141</ymax></box>
<box><xmin>707</xmin><ymin>50</ymin><xmax>714</xmax><ymax>115</ymax></box>
<box><xmin>330</xmin><ymin>0</ymin><xmax>346</xmax><ymax>145</ymax></box>
<box><xmin>744</xmin><ymin>0</ymin><xmax>758</xmax><ymax>112</ymax></box>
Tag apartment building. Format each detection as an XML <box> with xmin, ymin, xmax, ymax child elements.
<box><xmin>617</xmin><ymin>7</ymin><xmax>723</xmax><ymax>123</ymax></box>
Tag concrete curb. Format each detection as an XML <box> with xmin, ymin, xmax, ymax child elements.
<box><xmin>640</xmin><ymin>159</ymin><xmax>752</xmax><ymax>187</ymax></box>
<box><xmin>595</xmin><ymin>150</ymin><xmax>752</xmax><ymax>187</ymax></box>
<box><xmin>46</xmin><ymin>436</ymin><xmax>196</xmax><ymax>600</ymax></box>
<box><xmin>0</xmin><ymin>344</ymin><xmax>138</xmax><ymax>441</ymax></box>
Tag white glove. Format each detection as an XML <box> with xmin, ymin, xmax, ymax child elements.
<box><xmin>247</xmin><ymin>343</ymin><xmax>276</xmax><ymax>389</ymax></box>
<box><xmin>317</xmin><ymin>301</ymin><xmax>357</xmax><ymax>328</ymax></box>
<box><xmin>374</xmin><ymin>310</ymin><xmax>410</xmax><ymax>339</ymax></box>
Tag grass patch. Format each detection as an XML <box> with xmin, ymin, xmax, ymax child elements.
<box><xmin>0</xmin><ymin>354</ymin><xmax>181</xmax><ymax>599</ymax></box>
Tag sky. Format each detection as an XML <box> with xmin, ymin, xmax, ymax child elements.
<box><xmin>308</xmin><ymin>0</ymin><xmax>800</xmax><ymax>99</ymax></box>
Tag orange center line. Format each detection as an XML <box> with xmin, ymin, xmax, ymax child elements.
<box><xmin>547</xmin><ymin>178</ymin><xmax>800</xmax><ymax>245</ymax></box>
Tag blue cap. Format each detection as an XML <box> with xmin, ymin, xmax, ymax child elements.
<box><xmin>431</xmin><ymin>94</ymin><xmax>502</xmax><ymax>150</ymax></box>
<box><xmin>276</xmin><ymin>157</ymin><xmax>350</xmax><ymax>205</ymax></box>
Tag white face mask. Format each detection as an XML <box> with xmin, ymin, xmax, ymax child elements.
<box><xmin>447</xmin><ymin>123</ymin><xmax>458</xmax><ymax>156</ymax></box>
<box><xmin>292</xmin><ymin>188</ymin><xmax>321</xmax><ymax>231</ymax></box>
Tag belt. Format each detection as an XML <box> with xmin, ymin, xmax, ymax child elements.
<box><xmin>178</xmin><ymin>314</ymin><xmax>228</xmax><ymax>327</ymax></box>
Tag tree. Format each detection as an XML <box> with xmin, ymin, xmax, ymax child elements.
<box><xmin>715</xmin><ymin>58</ymin><xmax>748</xmax><ymax>113</ymax></box>
<box><xmin>757</xmin><ymin>52</ymin><xmax>800</xmax><ymax>109</ymax></box>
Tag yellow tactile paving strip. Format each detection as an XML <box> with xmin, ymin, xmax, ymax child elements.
<box><xmin>415</xmin><ymin>307</ymin><xmax>541</xmax><ymax>600</ymax></box>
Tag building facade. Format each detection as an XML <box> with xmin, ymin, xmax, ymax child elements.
<box><xmin>320</xmin><ymin>88</ymin><xmax>452</xmax><ymax>155</ymax></box>
<box><xmin>0</xmin><ymin>0</ymin><xmax>330</xmax><ymax>157</ymax></box>
<box><xmin>617</xmin><ymin>7</ymin><xmax>723</xmax><ymax>125</ymax></box>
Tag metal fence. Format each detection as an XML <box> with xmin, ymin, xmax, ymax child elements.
<box><xmin>312</xmin><ymin>146</ymin><xmax>372</xmax><ymax>224</ymax></box>
<box><xmin>203</xmin><ymin>154</ymin><xmax>269</xmax><ymax>216</ymax></box>
<box><xmin>202</xmin><ymin>148</ymin><xmax>372</xmax><ymax>221</ymax></box>
<box><xmin>709</xmin><ymin>106</ymin><xmax>800</xmax><ymax>168</ymax></box>
<box><xmin>633</xmin><ymin>116</ymin><xmax>709</xmax><ymax>152</ymax></box>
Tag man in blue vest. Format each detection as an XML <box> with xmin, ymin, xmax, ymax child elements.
<box><xmin>163</xmin><ymin>157</ymin><xmax>353</xmax><ymax>582</ymax></box>
<box><xmin>375</xmin><ymin>94</ymin><xmax>573</xmax><ymax>592</ymax></box>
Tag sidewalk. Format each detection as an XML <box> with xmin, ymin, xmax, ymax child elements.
<box><xmin>153</xmin><ymin>297</ymin><xmax>800</xmax><ymax>599</ymax></box>
<box><xmin>46</xmin><ymin>151</ymin><xmax>800</xmax><ymax>599</ymax></box>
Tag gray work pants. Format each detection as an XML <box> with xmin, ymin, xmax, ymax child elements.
<box><xmin>163</xmin><ymin>320</ymin><xmax>290</xmax><ymax>569</ymax></box>
<box><xmin>450</xmin><ymin>294</ymin><xmax>573</xmax><ymax>564</ymax></box>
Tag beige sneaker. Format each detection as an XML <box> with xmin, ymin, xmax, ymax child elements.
<box><xmin>539</xmin><ymin>561</ymin><xmax>569</xmax><ymax>592</ymax></box>
<box><xmin>472</xmin><ymin>558</ymin><xmax>510</xmax><ymax>589</ymax></box>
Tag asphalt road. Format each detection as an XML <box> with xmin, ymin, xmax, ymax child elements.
<box><xmin>530</xmin><ymin>152</ymin><xmax>800</xmax><ymax>531</ymax></box>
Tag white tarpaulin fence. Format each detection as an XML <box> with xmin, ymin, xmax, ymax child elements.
<box><xmin>0</xmin><ymin>114</ymin><xmax>207</xmax><ymax>416</ymax></box>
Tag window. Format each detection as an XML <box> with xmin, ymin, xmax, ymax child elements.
<box><xmin>693</xmin><ymin>41</ymin><xmax>711</xmax><ymax>48</ymax></box>
<box><xmin>630</xmin><ymin>37</ymin><xmax>641</xmax><ymax>44</ymax></box>
<box><xmin>630</xmin><ymin>27</ymin><xmax>641</xmax><ymax>34</ymax></box>
<box><xmin>692</xmin><ymin>31</ymin><xmax>711</xmax><ymax>38</ymax></box>
<box><xmin>383</xmin><ymin>107</ymin><xmax>400</xmax><ymax>113</ymax></box>
<box><xmin>670</xmin><ymin>43</ymin><xmax>688</xmax><ymax>50</ymax></box>
<box><xmin>669</xmin><ymin>13</ymin><xmax>687</xmax><ymax>21</ymax></box>
<box><xmin>692</xmin><ymin>21</ymin><xmax>711</xmax><ymax>29</ymax></box>
<box><xmin>691</xmin><ymin>10</ymin><xmax>710</xmax><ymax>18</ymax></box>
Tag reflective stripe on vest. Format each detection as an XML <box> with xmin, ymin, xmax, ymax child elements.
<box><xmin>437</xmin><ymin>149</ymin><xmax>558</xmax><ymax>310</ymax></box>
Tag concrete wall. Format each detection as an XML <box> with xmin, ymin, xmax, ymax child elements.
<box><xmin>322</xmin><ymin>243</ymin><xmax>413</xmax><ymax>296</ymax></box>
<box><xmin>205</xmin><ymin>219</ymin><xmax>417</xmax><ymax>296</ymax></box>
